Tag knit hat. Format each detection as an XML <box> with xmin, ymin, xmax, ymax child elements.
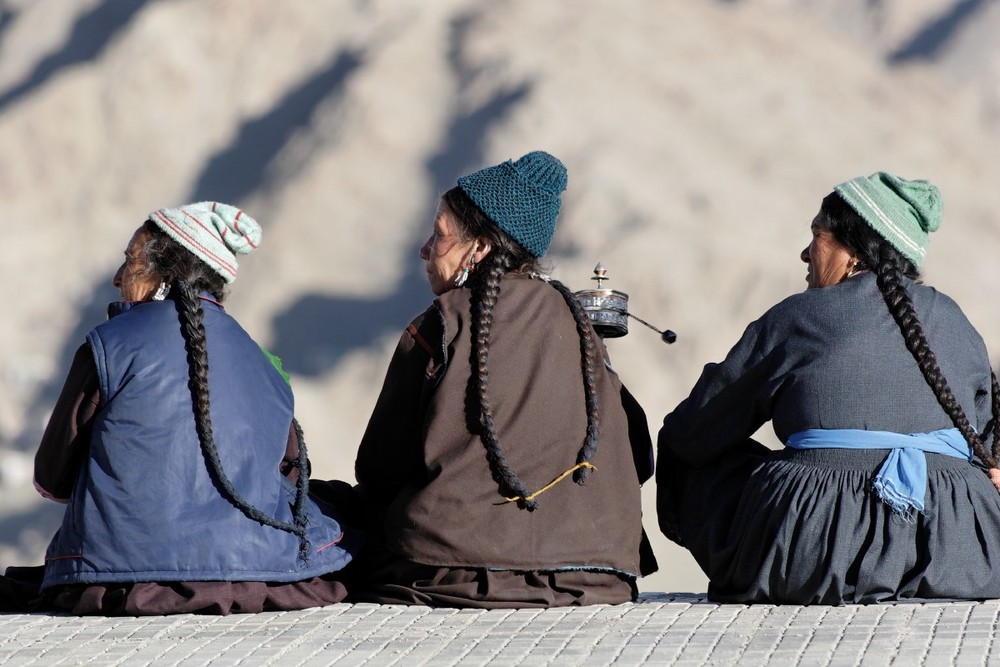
<box><xmin>148</xmin><ymin>202</ymin><xmax>261</xmax><ymax>283</ymax></box>
<box><xmin>834</xmin><ymin>172</ymin><xmax>942</xmax><ymax>267</ymax></box>
<box><xmin>457</xmin><ymin>150</ymin><xmax>568</xmax><ymax>257</ymax></box>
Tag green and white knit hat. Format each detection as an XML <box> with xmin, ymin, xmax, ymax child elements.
<box><xmin>834</xmin><ymin>172</ymin><xmax>942</xmax><ymax>267</ymax></box>
<box><xmin>148</xmin><ymin>202</ymin><xmax>261</xmax><ymax>283</ymax></box>
<box><xmin>457</xmin><ymin>150</ymin><xmax>568</xmax><ymax>258</ymax></box>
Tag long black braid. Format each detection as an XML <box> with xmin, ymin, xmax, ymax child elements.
<box><xmin>822</xmin><ymin>194</ymin><xmax>1000</xmax><ymax>468</ymax></box>
<box><xmin>986</xmin><ymin>372</ymin><xmax>1000</xmax><ymax>453</ymax></box>
<box><xmin>468</xmin><ymin>250</ymin><xmax>537</xmax><ymax>509</ymax></box>
<box><xmin>444</xmin><ymin>187</ymin><xmax>602</xmax><ymax>509</ymax></box>
<box><xmin>547</xmin><ymin>278</ymin><xmax>601</xmax><ymax>482</ymax></box>
<box><xmin>141</xmin><ymin>221</ymin><xmax>312</xmax><ymax>556</ymax></box>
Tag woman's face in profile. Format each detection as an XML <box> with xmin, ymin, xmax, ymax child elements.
<box><xmin>800</xmin><ymin>214</ymin><xmax>855</xmax><ymax>289</ymax></box>
<box><xmin>112</xmin><ymin>226</ymin><xmax>160</xmax><ymax>302</ymax></box>
<box><xmin>419</xmin><ymin>200</ymin><xmax>478</xmax><ymax>296</ymax></box>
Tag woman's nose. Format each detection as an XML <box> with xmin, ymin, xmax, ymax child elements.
<box><xmin>800</xmin><ymin>246</ymin><xmax>810</xmax><ymax>263</ymax></box>
<box><xmin>112</xmin><ymin>264</ymin><xmax>124</xmax><ymax>287</ymax></box>
<box><xmin>419</xmin><ymin>238</ymin><xmax>431</xmax><ymax>261</ymax></box>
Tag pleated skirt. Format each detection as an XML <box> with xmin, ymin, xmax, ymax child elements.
<box><xmin>659</xmin><ymin>440</ymin><xmax>1000</xmax><ymax>604</ymax></box>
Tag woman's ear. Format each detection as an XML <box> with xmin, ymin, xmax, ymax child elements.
<box><xmin>473</xmin><ymin>240</ymin><xmax>492</xmax><ymax>263</ymax></box>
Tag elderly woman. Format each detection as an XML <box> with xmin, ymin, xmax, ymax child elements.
<box><xmin>25</xmin><ymin>203</ymin><xmax>357</xmax><ymax>615</ymax></box>
<box><xmin>657</xmin><ymin>173</ymin><xmax>1000</xmax><ymax>604</ymax></box>
<box><xmin>347</xmin><ymin>151</ymin><xmax>657</xmax><ymax>607</ymax></box>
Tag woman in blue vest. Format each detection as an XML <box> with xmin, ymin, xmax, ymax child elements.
<box><xmin>27</xmin><ymin>203</ymin><xmax>357</xmax><ymax>614</ymax></box>
<box><xmin>658</xmin><ymin>173</ymin><xmax>1000</xmax><ymax>603</ymax></box>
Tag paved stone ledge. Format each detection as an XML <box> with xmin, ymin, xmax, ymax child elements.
<box><xmin>0</xmin><ymin>593</ymin><xmax>997</xmax><ymax>665</ymax></box>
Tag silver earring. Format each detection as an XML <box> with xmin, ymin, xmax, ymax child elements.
<box><xmin>454</xmin><ymin>245</ymin><xmax>478</xmax><ymax>288</ymax></box>
<box><xmin>454</xmin><ymin>261</ymin><xmax>476</xmax><ymax>288</ymax></box>
<box><xmin>152</xmin><ymin>281</ymin><xmax>170</xmax><ymax>301</ymax></box>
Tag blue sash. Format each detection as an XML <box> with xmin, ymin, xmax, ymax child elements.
<box><xmin>785</xmin><ymin>428</ymin><xmax>970</xmax><ymax>517</ymax></box>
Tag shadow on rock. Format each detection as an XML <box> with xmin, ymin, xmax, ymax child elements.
<box><xmin>0</xmin><ymin>0</ymin><xmax>161</xmax><ymax>113</ymax></box>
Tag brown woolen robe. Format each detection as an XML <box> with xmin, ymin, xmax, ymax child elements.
<box><xmin>349</xmin><ymin>274</ymin><xmax>657</xmax><ymax>607</ymax></box>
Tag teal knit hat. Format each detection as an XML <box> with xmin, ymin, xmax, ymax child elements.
<box><xmin>834</xmin><ymin>172</ymin><xmax>942</xmax><ymax>267</ymax></box>
<box><xmin>148</xmin><ymin>201</ymin><xmax>261</xmax><ymax>284</ymax></box>
<box><xmin>457</xmin><ymin>150</ymin><xmax>568</xmax><ymax>257</ymax></box>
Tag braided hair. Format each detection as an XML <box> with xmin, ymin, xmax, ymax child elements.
<box><xmin>442</xmin><ymin>188</ymin><xmax>602</xmax><ymax>511</ymax></box>
<box><xmin>139</xmin><ymin>221</ymin><xmax>312</xmax><ymax>555</ymax></box>
<box><xmin>819</xmin><ymin>194</ymin><xmax>1000</xmax><ymax>469</ymax></box>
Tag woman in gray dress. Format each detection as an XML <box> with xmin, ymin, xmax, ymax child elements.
<box><xmin>657</xmin><ymin>172</ymin><xmax>1000</xmax><ymax>604</ymax></box>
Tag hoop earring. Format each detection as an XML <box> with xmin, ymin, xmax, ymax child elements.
<box><xmin>454</xmin><ymin>244</ymin><xmax>478</xmax><ymax>288</ymax></box>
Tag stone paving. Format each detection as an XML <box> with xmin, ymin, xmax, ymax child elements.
<box><xmin>0</xmin><ymin>593</ymin><xmax>997</xmax><ymax>666</ymax></box>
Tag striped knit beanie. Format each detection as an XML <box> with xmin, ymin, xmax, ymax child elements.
<box><xmin>148</xmin><ymin>202</ymin><xmax>261</xmax><ymax>283</ymax></box>
<box><xmin>834</xmin><ymin>172</ymin><xmax>942</xmax><ymax>267</ymax></box>
<box><xmin>457</xmin><ymin>150</ymin><xmax>568</xmax><ymax>257</ymax></box>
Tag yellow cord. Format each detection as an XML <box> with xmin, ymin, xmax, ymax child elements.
<box><xmin>502</xmin><ymin>462</ymin><xmax>597</xmax><ymax>504</ymax></box>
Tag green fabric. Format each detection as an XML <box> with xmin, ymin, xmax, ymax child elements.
<box><xmin>260</xmin><ymin>346</ymin><xmax>291</xmax><ymax>386</ymax></box>
<box><xmin>834</xmin><ymin>172</ymin><xmax>942</xmax><ymax>267</ymax></box>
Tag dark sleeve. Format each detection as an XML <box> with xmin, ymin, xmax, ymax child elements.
<box><xmin>354</xmin><ymin>308</ymin><xmax>443</xmax><ymax>513</ymax></box>
<box><xmin>34</xmin><ymin>344</ymin><xmax>101</xmax><ymax>502</ymax></box>
<box><xmin>620</xmin><ymin>384</ymin><xmax>653</xmax><ymax>484</ymax></box>
<box><xmin>619</xmin><ymin>380</ymin><xmax>658</xmax><ymax>577</ymax></box>
<box><xmin>971</xmin><ymin>338</ymin><xmax>993</xmax><ymax>434</ymax></box>
<box><xmin>658</xmin><ymin>316</ymin><xmax>787</xmax><ymax>467</ymax></box>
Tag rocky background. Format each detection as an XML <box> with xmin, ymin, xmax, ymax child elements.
<box><xmin>2</xmin><ymin>0</ymin><xmax>1000</xmax><ymax>594</ymax></box>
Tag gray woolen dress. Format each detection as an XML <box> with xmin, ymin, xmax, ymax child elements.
<box><xmin>657</xmin><ymin>272</ymin><xmax>1000</xmax><ymax>604</ymax></box>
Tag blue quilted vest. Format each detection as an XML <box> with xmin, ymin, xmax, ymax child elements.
<box><xmin>42</xmin><ymin>297</ymin><xmax>353</xmax><ymax>589</ymax></box>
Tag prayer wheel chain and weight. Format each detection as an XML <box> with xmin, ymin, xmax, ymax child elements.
<box><xmin>574</xmin><ymin>263</ymin><xmax>676</xmax><ymax>344</ymax></box>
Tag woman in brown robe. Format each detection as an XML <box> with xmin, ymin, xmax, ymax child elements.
<box><xmin>343</xmin><ymin>151</ymin><xmax>657</xmax><ymax>607</ymax></box>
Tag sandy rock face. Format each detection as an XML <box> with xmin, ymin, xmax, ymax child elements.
<box><xmin>2</xmin><ymin>0</ymin><xmax>999</xmax><ymax>593</ymax></box>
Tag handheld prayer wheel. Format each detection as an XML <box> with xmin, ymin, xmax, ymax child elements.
<box><xmin>575</xmin><ymin>263</ymin><xmax>677</xmax><ymax>344</ymax></box>
<box><xmin>575</xmin><ymin>263</ymin><xmax>630</xmax><ymax>338</ymax></box>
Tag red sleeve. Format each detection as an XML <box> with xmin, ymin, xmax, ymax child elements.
<box><xmin>33</xmin><ymin>344</ymin><xmax>101</xmax><ymax>502</ymax></box>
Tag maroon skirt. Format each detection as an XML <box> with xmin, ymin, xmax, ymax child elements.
<box><xmin>1</xmin><ymin>566</ymin><xmax>348</xmax><ymax>616</ymax></box>
<box><xmin>350</xmin><ymin>558</ymin><xmax>636</xmax><ymax>608</ymax></box>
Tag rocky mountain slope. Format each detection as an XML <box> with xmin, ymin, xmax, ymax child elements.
<box><xmin>2</xmin><ymin>0</ymin><xmax>999</xmax><ymax>593</ymax></box>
